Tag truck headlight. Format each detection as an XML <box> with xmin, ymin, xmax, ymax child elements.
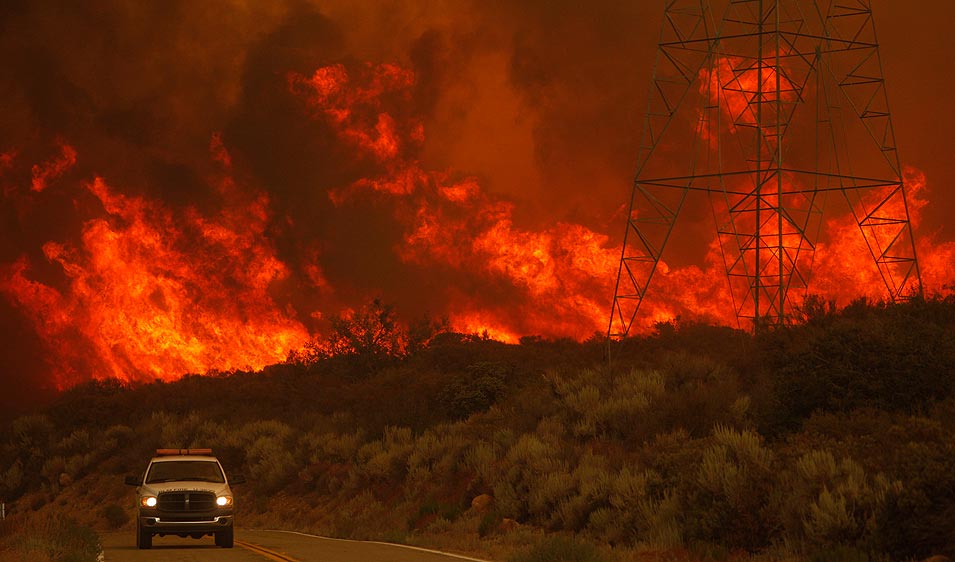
<box><xmin>216</xmin><ymin>495</ymin><xmax>233</xmax><ymax>507</ymax></box>
<box><xmin>141</xmin><ymin>496</ymin><xmax>157</xmax><ymax>508</ymax></box>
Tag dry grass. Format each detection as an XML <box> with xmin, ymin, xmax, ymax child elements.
<box><xmin>0</xmin><ymin>510</ymin><xmax>100</xmax><ymax>562</ymax></box>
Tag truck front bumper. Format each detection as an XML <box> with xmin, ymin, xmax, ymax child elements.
<box><xmin>138</xmin><ymin>512</ymin><xmax>233</xmax><ymax>535</ymax></box>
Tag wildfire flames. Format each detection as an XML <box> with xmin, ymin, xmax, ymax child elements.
<box><xmin>0</xmin><ymin>6</ymin><xmax>953</xmax><ymax>391</ymax></box>
<box><xmin>2</xmin><ymin>145</ymin><xmax>310</xmax><ymax>388</ymax></box>
<box><xmin>288</xmin><ymin>62</ymin><xmax>618</xmax><ymax>342</ymax></box>
<box><xmin>1</xmin><ymin>61</ymin><xmax>625</xmax><ymax>387</ymax></box>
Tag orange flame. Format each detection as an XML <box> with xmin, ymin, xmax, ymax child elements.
<box><xmin>291</xmin><ymin>63</ymin><xmax>620</xmax><ymax>341</ymax></box>
<box><xmin>1</xmin><ymin>142</ymin><xmax>308</xmax><ymax>387</ymax></box>
<box><xmin>2</xmin><ymin>55</ymin><xmax>953</xmax><ymax>391</ymax></box>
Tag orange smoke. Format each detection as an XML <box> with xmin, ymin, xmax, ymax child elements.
<box><xmin>31</xmin><ymin>140</ymin><xmax>77</xmax><ymax>193</ymax></box>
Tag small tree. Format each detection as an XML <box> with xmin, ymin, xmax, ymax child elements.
<box><xmin>289</xmin><ymin>298</ymin><xmax>408</xmax><ymax>376</ymax></box>
<box><xmin>326</xmin><ymin>299</ymin><xmax>405</xmax><ymax>359</ymax></box>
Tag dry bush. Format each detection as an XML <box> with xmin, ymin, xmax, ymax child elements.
<box><xmin>493</xmin><ymin>433</ymin><xmax>566</xmax><ymax>524</ymax></box>
<box><xmin>550</xmin><ymin>368</ymin><xmax>665</xmax><ymax>441</ymax></box>
<box><xmin>689</xmin><ymin>425</ymin><xmax>776</xmax><ymax>550</ymax></box>
<box><xmin>153</xmin><ymin>411</ymin><xmax>206</xmax><ymax>448</ymax></box>
<box><xmin>5</xmin><ymin>512</ymin><xmax>100</xmax><ymax>562</ymax></box>
<box><xmin>241</xmin><ymin>420</ymin><xmax>298</xmax><ymax>493</ymax></box>
<box><xmin>462</xmin><ymin>441</ymin><xmax>500</xmax><ymax>484</ymax></box>
<box><xmin>331</xmin><ymin>489</ymin><xmax>408</xmax><ymax>541</ymax></box>
<box><xmin>507</xmin><ymin>535</ymin><xmax>610</xmax><ymax>562</ymax></box>
<box><xmin>406</xmin><ymin>424</ymin><xmax>469</xmax><ymax>493</ymax></box>
<box><xmin>354</xmin><ymin>426</ymin><xmax>414</xmax><ymax>486</ymax></box>
<box><xmin>777</xmin><ymin>449</ymin><xmax>897</xmax><ymax>553</ymax></box>
<box><xmin>101</xmin><ymin>503</ymin><xmax>128</xmax><ymax>529</ymax></box>
<box><xmin>301</xmin><ymin>429</ymin><xmax>365</xmax><ymax>464</ymax></box>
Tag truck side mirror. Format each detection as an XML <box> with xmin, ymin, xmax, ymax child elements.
<box><xmin>124</xmin><ymin>475</ymin><xmax>140</xmax><ymax>486</ymax></box>
<box><xmin>229</xmin><ymin>474</ymin><xmax>246</xmax><ymax>485</ymax></box>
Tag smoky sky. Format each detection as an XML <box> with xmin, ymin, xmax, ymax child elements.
<box><xmin>1</xmin><ymin>0</ymin><xmax>953</xmax><ymax>413</ymax></box>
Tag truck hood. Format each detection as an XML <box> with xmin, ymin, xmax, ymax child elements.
<box><xmin>140</xmin><ymin>480</ymin><xmax>231</xmax><ymax>497</ymax></box>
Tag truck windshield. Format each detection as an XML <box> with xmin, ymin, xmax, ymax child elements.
<box><xmin>145</xmin><ymin>460</ymin><xmax>225</xmax><ymax>483</ymax></box>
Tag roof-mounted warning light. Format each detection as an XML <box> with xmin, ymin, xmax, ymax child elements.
<box><xmin>155</xmin><ymin>448</ymin><xmax>213</xmax><ymax>456</ymax></box>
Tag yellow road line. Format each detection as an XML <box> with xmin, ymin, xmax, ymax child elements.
<box><xmin>236</xmin><ymin>539</ymin><xmax>301</xmax><ymax>562</ymax></box>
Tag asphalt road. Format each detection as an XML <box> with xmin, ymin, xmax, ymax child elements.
<box><xmin>100</xmin><ymin>530</ymin><xmax>492</xmax><ymax>562</ymax></box>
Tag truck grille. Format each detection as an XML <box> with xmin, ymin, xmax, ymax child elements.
<box><xmin>160</xmin><ymin>514</ymin><xmax>216</xmax><ymax>522</ymax></box>
<box><xmin>157</xmin><ymin>491</ymin><xmax>216</xmax><ymax>513</ymax></box>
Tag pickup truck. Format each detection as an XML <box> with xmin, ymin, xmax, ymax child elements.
<box><xmin>124</xmin><ymin>448</ymin><xmax>244</xmax><ymax>549</ymax></box>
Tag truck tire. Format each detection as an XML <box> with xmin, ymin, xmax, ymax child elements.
<box><xmin>215</xmin><ymin>526</ymin><xmax>233</xmax><ymax>548</ymax></box>
<box><xmin>136</xmin><ymin>520</ymin><xmax>152</xmax><ymax>549</ymax></box>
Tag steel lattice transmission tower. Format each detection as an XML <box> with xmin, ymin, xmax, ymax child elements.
<box><xmin>609</xmin><ymin>0</ymin><xmax>922</xmax><ymax>337</ymax></box>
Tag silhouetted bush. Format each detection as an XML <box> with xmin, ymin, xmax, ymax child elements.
<box><xmin>761</xmin><ymin>297</ymin><xmax>955</xmax><ymax>430</ymax></box>
<box><xmin>439</xmin><ymin>362</ymin><xmax>508</xmax><ymax>419</ymax></box>
<box><xmin>872</xmin><ymin>428</ymin><xmax>955</xmax><ymax>560</ymax></box>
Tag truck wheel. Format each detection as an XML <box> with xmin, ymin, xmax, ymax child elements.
<box><xmin>215</xmin><ymin>526</ymin><xmax>233</xmax><ymax>548</ymax></box>
<box><xmin>136</xmin><ymin>520</ymin><xmax>152</xmax><ymax>549</ymax></box>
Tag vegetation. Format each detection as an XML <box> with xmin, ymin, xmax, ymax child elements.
<box><xmin>1</xmin><ymin>296</ymin><xmax>955</xmax><ymax>561</ymax></box>
<box><xmin>0</xmin><ymin>513</ymin><xmax>100</xmax><ymax>562</ymax></box>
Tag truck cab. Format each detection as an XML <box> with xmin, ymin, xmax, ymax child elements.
<box><xmin>124</xmin><ymin>448</ymin><xmax>244</xmax><ymax>549</ymax></box>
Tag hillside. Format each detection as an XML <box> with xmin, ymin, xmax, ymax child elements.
<box><xmin>2</xmin><ymin>296</ymin><xmax>955</xmax><ymax>561</ymax></box>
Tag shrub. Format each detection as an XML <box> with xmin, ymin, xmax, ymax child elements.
<box><xmin>409</xmin><ymin>497</ymin><xmax>463</xmax><ymax>531</ymax></box>
<box><xmin>406</xmin><ymin>425</ymin><xmax>465</xmax><ymax>491</ymax></box>
<box><xmin>41</xmin><ymin>456</ymin><xmax>67</xmax><ymax>491</ymax></box>
<box><xmin>688</xmin><ymin>425</ymin><xmax>776</xmax><ymax>550</ymax></box>
<box><xmin>4</xmin><ymin>415</ymin><xmax>55</xmax><ymax>496</ymax></box>
<box><xmin>0</xmin><ymin>460</ymin><xmax>24</xmax><ymax>499</ymax></box>
<box><xmin>873</xmin><ymin>438</ymin><xmax>955</xmax><ymax>560</ymax></box>
<box><xmin>13</xmin><ymin>513</ymin><xmax>101</xmax><ymax>562</ymax></box>
<box><xmin>555</xmin><ymin>455</ymin><xmax>612</xmax><ymax>533</ymax></box>
<box><xmin>355</xmin><ymin>426</ymin><xmax>414</xmax><ymax>486</ymax></box>
<box><xmin>657</xmin><ymin>352</ymin><xmax>750</xmax><ymax>437</ymax></box>
<box><xmin>147</xmin><ymin>411</ymin><xmax>207</xmax><ymax>449</ymax></box>
<box><xmin>462</xmin><ymin>441</ymin><xmax>499</xmax><ymax>484</ymax></box>
<box><xmin>55</xmin><ymin>430</ymin><xmax>92</xmax><ymax>456</ymax></box>
<box><xmin>764</xmin><ymin>299</ymin><xmax>955</xmax><ymax>428</ymax></box>
<box><xmin>102</xmin><ymin>503</ymin><xmax>129</xmax><ymax>529</ymax></box>
<box><xmin>302</xmin><ymin>429</ymin><xmax>365</xmax><ymax>464</ymax></box>
<box><xmin>439</xmin><ymin>362</ymin><xmax>508</xmax><ymax>419</ymax></box>
<box><xmin>478</xmin><ymin>509</ymin><xmax>503</xmax><ymax>537</ymax></box>
<box><xmin>303</xmin><ymin>298</ymin><xmax>408</xmax><ymax>376</ymax></box>
<box><xmin>241</xmin><ymin>420</ymin><xmax>298</xmax><ymax>493</ymax></box>
<box><xmin>331</xmin><ymin>489</ymin><xmax>407</xmax><ymax>540</ymax></box>
<box><xmin>494</xmin><ymin>433</ymin><xmax>564</xmax><ymax>522</ymax></box>
<box><xmin>777</xmin><ymin>449</ymin><xmax>896</xmax><ymax>553</ymax></box>
<box><xmin>551</xmin><ymin>368</ymin><xmax>664</xmax><ymax>440</ymax></box>
<box><xmin>508</xmin><ymin>535</ymin><xmax>610</xmax><ymax>562</ymax></box>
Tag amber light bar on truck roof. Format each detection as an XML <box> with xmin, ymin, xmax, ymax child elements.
<box><xmin>155</xmin><ymin>448</ymin><xmax>213</xmax><ymax>456</ymax></box>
